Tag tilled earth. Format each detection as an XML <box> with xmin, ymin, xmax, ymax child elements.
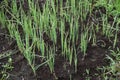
<box><xmin>0</xmin><ymin>26</ymin><xmax>111</xmax><ymax>80</ymax></box>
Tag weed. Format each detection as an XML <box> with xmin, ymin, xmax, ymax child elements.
<box><xmin>0</xmin><ymin>58</ymin><xmax>13</xmax><ymax>80</ymax></box>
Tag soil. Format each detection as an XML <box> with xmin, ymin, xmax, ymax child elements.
<box><xmin>0</xmin><ymin>0</ymin><xmax>120</xmax><ymax>80</ymax></box>
<box><xmin>0</xmin><ymin>27</ymin><xmax>111</xmax><ymax>80</ymax></box>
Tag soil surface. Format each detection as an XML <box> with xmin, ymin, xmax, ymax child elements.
<box><xmin>0</xmin><ymin>26</ymin><xmax>111</xmax><ymax>80</ymax></box>
<box><xmin>0</xmin><ymin>0</ymin><xmax>120</xmax><ymax>80</ymax></box>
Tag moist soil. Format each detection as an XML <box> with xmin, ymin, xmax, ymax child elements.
<box><xmin>0</xmin><ymin>27</ymin><xmax>110</xmax><ymax>80</ymax></box>
<box><xmin>0</xmin><ymin>0</ymin><xmax>120</xmax><ymax>80</ymax></box>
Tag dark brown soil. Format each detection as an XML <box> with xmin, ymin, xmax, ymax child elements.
<box><xmin>0</xmin><ymin>26</ymin><xmax>111</xmax><ymax>80</ymax></box>
<box><xmin>0</xmin><ymin>0</ymin><xmax>120</xmax><ymax>80</ymax></box>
